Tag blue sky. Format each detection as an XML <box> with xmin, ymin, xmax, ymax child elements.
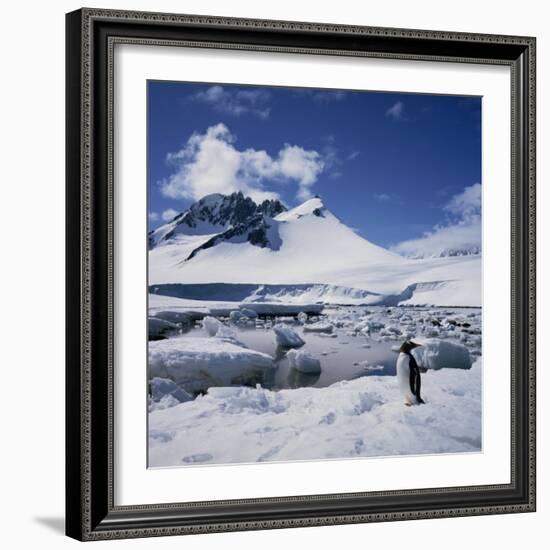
<box><xmin>148</xmin><ymin>81</ymin><xmax>481</xmax><ymax>253</ymax></box>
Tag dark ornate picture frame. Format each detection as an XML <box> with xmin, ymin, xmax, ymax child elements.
<box><xmin>66</xmin><ymin>8</ymin><xmax>536</xmax><ymax>541</ymax></box>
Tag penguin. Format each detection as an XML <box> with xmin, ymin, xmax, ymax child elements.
<box><xmin>396</xmin><ymin>340</ymin><xmax>425</xmax><ymax>406</ymax></box>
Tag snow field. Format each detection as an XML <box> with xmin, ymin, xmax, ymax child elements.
<box><xmin>149</xmin><ymin>358</ymin><xmax>482</xmax><ymax>466</ymax></box>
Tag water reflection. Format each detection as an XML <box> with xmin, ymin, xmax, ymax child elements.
<box><xmin>274</xmin><ymin>346</ymin><xmax>291</xmax><ymax>361</ymax></box>
<box><xmin>230</xmin><ymin>367</ymin><xmax>277</xmax><ymax>388</ymax></box>
<box><xmin>286</xmin><ymin>367</ymin><xmax>321</xmax><ymax>388</ymax></box>
<box><xmin>172</xmin><ymin>324</ymin><xmax>401</xmax><ymax>391</ymax></box>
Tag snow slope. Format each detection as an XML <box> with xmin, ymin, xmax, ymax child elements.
<box><xmin>149</xmin><ymin>358</ymin><xmax>482</xmax><ymax>466</ymax></box>
<box><xmin>150</xmin><ymin>197</ymin><xmax>402</xmax><ymax>282</ymax></box>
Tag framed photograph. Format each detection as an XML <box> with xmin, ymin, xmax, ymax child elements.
<box><xmin>66</xmin><ymin>8</ymin><xmax>536</xmax><ymax>541</ymax></box>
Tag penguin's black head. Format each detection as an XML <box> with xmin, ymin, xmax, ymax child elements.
<box><xmin>400</xmin><ymin>340</ymin><xmax>422</xmax><ymax>354</ymax></box>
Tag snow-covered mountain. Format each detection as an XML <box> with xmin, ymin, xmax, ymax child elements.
<box><xmin>150</xmin><ymin>193</ymin><xmax>402</xmax><ymax>276</ymax></box>
<box><xmin>149</xmin><ymin>192</ymin><xmax>286</xmax><ymax>249</ymax></box>
<box><xmin>149</xmin><ymin>193</ymin><xmax>481</xmax><ymax>307</ymax></box>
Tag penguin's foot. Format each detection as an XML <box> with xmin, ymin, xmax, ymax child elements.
<box><xmin>404</xmin><ymin>402</ymin><xmax>413</xmax><ymax>407</ymax></box>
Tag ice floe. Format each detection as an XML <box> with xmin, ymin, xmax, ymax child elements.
<box><xmin>412</xmin><ymin>338</ymin><xmax>472</xmax><ymax>370</ymax></box>
<box><xmin>148</xmin><ymin>336</ymin><xmax>275</xmax><ymax>394</ymax></box>
<box><xmin>303</xmin><ymin>321</ymin><xmax>334</xmax><ymax>334</ymax></box>
<box><xmin>273</xmin><ymin>323</ymin><xmax>305</xmax><ymax>348</ymax></box>
<box><xmin>287</xmin><ymin>349</ymin><xmax>322</xmax><ymax>374</ymax></box>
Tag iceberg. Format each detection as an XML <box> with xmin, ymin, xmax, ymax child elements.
<box><xmin>287</xmin><ymin>349</ymin><xmax>322</xmax><ymax>374</ymax></box>
<box><xmin>273</xmin><ymin>324</ymin><xmax>305</xmax><ymax>348</ymax></box>
<box><xmin>412</xmin><ymin>338</ymin><xmax>472</xmax><ymax>370</ymax></box>
<box><xmin>148</xmin><ymin>336</ymin><xmax>275</xmax><ymax>393</ymax></box>
<box><xmin>303</xmin><ymin>321</ymin><xmax>334</xmax><ymax>334</ymax></box>
<box><xmin>239</xmin><ymin>307</ymin><xmax>259</xmax><ymax>319</ymax></box>
<box><xmin>202</xmin><ymin>316</ymin><xmax>222</xmax><ymax>337</ymax></box>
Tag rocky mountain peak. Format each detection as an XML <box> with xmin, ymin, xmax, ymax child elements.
<box><xmin>149</xmin><ymin>192</ymin><xmax>288</xmax><ymax>248</ymax></box>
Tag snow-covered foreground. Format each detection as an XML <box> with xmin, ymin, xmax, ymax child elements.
<box><xmin>147</xmin><ymin>301</ymin><xmax>482</xmax><ymax>466</ymax></box>
<box><xmin>149</xmin><ymin>358</ymin><xmax>481</xmax><ymax>467</ymax></box>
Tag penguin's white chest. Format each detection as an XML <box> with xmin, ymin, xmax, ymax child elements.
<box><xmin>396</xmin><ymin>352</ymin><xmax>415</xmax><ymax>402</ymax></box>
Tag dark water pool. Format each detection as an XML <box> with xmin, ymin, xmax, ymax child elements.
<box><xmin>188</xmin><ymin>324</ymin><xmax>399</xmax><ymax>390</ymax></box>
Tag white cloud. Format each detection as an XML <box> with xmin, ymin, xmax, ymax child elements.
<box><xmin>386</xmin><ymin>101</ymin><xmax>404</xmax><ymax>120</ymax></box>
<box><xmin>347</xmin><ymin>151</ymin><xmax>360</xmax><ymax>161</ymax></box>
<box><xmin>148</xmin><ymin>212</ymin><xmax>159</xmax><ymax>222</ymax></box>
<box><xmin>391</xmin><ymin>222</ymin><xmax>481</xmax><ymax>258</ymax></box>
<box><xmin>391</xmin><ymin>183</ymin><xmax>481</xmax><ymax>258</ymax></box>
<box><xmin>160</xmin><ymin>123</ymin><xmax>325</xmax><ymax>203</ymax></box>
<box><xmin>445</xmin><ymin>182</ymin><xmax>481</xmax><ymax>218</ymax></box>
<box><xmin>278</xmin><ymin>145</ymin><xmax>324</xmax><ymax>200</ymax></box>
<box><xmin>375</xmin><ymin>193</ymin><xmax>391</xmax><ymax>202</ymax></box>
<box><xmin>192</xmin><ymin>85</ymin><xmax>270</xmax><ymax>119</ymax></box>
<box><xmin>161</xmin><ymin>208</ymin><xmax>180</xmax><ymax>222</ymax></box>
